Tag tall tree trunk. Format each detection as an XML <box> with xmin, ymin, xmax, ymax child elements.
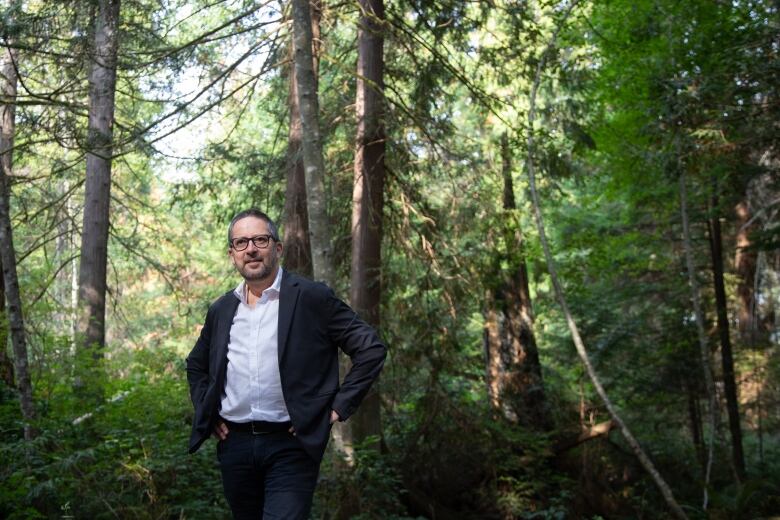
<box><xmin>524</xmin><ymin>6</ymin><xmax>687</xmax><ymax>518</ymax></box>
<box><xmin>0</xmin><ymin>270</ymin><xmax>14</xmax><ymax>388</ymax></box>
<box><xmin>349</xmin><ymin>0</ymin><xmax>385</xmax><ymax>448</ymax></box>
<box><xmin>291</xmin><ymin>0</ymin><xmax>332</xmax><ymax>285</ymax></box>
<box><xmin>1</xmin><ymin>40</ymin><xmax>36</xmax><ymax>439</ymax></box>
<box><xmin>75</xmin><ymin>0</ymin><xmax>120</xmax><ymax>402</ymax></box>
<box><xmin>665</xmin><ymin>9</ymin><xmax>717</xmax><ymax>506</ymax></box>
<box><xmin>707</xmin><ymin>185</ymin><xmax>746</xmax><ymax>481</ymax></box>
<box><xmin>290</xmin><ymin>0</ymin><xmax>353</xmax><ymax>467</ymax></box>
<box><xmin>679</xmin><ymin>172</ymin><xmax>719</xmax><ymax>509</ymax></box>
<box><xmin>734</xmin><ymin>200</ymin><xmax>758</xmax><ymax>343</ymax></box>
<box><xmin>484</xmin><ymin>133</ymin><xmax>549</xmax><ymax>429</ymax></box>
<box><xmin>70</xmin><ymin>194</ymin><xmax>78</xmax><ymax>351</ymax></box>
<box><xmin>55</xmin><ymin>182</ymin><xmax>71</xmax><ymax>327</ymax></box>
<box><xmin>283</xmin><ymin>0</ymin><xmax>321</xmax><ymax>278</ymax></box>
<box><xmin>283</xmin><ymin>60</ymin><xmax>313</xmax><ymax>277</ymax></box>
<box><xmin>684</xmin><ymin>378</ymin><xmax>705</xmax><ymax>469</ymax></box>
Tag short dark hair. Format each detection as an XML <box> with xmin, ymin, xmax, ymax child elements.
<box><xmin>227</xmin><ymin>209</ymin><xmax>280</xmax><ymax>246</ymax></box>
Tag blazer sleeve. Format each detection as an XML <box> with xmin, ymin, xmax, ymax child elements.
<box><xmin>185</xmin><ymin>305</ymin><xmax>214</xmax><ymax>407</ymax></box>
<box><xmin>325</xmin><ymin>289</ymin><xmax>387</xmax><ymax>421</ymax></box>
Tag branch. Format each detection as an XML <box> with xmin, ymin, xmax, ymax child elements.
<box><xmin>109</xmin><ymin>231</ymin><xmax>177</xmax><ymax>296</ymax></box>
<box><xmin>555</xmin><ymin>420</ymin><xmax>615</xmax><ymax>453</ymax></box>
<box><xmin>522</xmin><ymin>3</ymin><xmax>689</xmax><ymax>519</ymax></box>
<box><xmin>28</xmin><ymin>252</ymin><xmax>79</xmax><ymax>308</ymax></box>
<box><xmin>123</xmin><ymin>2</ymin><xmax>276</xmax><ymax>65</ymax></box>
<box><xmin>384</xmin><ymin>11</ymin><xmax>513</xmax><ymax>130</ymax></box>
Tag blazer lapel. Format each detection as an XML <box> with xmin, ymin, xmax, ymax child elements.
<box><xmin>278</xmin><ymin>270</ymin><xmax>300</xmax><ymax>363</ymax></box>
<box><xmin>215</xmin><ymin>292</ymin><xmax>240</xmax><ymax>380</ymax></box>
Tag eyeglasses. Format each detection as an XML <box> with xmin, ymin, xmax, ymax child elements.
<box><xmin>230</xmin><ymin>234</ymin><xmax>276</xmax><ymax>251</ymax></box>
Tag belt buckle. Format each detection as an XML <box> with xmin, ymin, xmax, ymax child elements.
<box><xmin>251</xmin><ymin>422</ymin><xmax>268</xmax><ymax>435</ymax></box>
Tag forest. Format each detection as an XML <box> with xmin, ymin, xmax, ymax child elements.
<box><xmin>0</xmin><ymin>0</ymin><xmax>778</xmax><ymax>518</ymax></box>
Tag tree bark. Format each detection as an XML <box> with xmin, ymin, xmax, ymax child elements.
<box><xmin>734</xmin><ymin>200</ymin><xmax>758</xmax><ymax>342</ymax></box>
<box><xmin>291</xmin><ymin>0</ymin><xmax>333</xmax><ymax>285</ymax></box>
<box><xmin>707</xmin><ymin>186</ymin><xmax>746</xmax><ymax>481</ymax></box>
<box><xmin>349</xmin><ymin>0</ymin><xmax>385</xmax><ymax>448</ymax></box>
<box><xmin>685</xmin><ymin>379</ymin><xmax>705</xmax><ymax>470</ymax></box>
<box><xmin>1</xmin><ymin>40</ymin><xmax>36</xmax><ymax>439</ymax></box>
<box><xmin>0</xmin><ymin>264</ymin><xmax>13</xmax><ymax>388</ymax></box>
<box><xmin>283</xmin><ymin>0</ymin><xmax>321</xmax><ymax>278</ymax></box>
<box><xmin>75</xmin><ymin>0</ymin><xmax>120</xmax><ymax>402</ymax></box>
<box><xmin>484</xmin><ymin>133</ymin><xmax>550</xmax><ymax>429</ymax></box>
<box><xmin>524</xmin><ymin>5</ymin><xmax>687</xmax><ymax>517</ymax></box>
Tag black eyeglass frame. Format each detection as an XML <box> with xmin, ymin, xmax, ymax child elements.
<box><xmin>229</xmin><ymin>234</ymin><xmax>277</xmax><ymax>251</ymax></box>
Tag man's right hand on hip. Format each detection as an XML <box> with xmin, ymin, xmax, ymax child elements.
<box><xmin>213</xmin><ymin>420</ymin><xmax>229</xmax><ymax>441</ymax></box>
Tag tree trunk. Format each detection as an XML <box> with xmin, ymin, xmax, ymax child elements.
<box><xmin>55</xmin><ymin>182</ymin><xmax>72</xmax><ymax>329</ymax></box>
<box><xmin>70</xmin><ymin>194</ymin><xmax>78</xmax><ymax>351</ymax></box>
<box><xmin>283</xmin><ymin>0</ymin><xmax>321</xmax><ymax>278</ymax></box>
<box><xmin>75</xmin><ymin>0</ymin><xmax>120</xmax><ymax>403</ymax></box>
<box><xmin>679</xmin><ymin>172</ymin><xmax>719</xmax><ymax>509</ymax></box>
<box><xmin>291</xmin><ymin>0</ymin><xmax>333</xmax><ymax>285</ymax></box>
<box><xmin>734</xmin><ymin>200</ymin><xmax>758</xmax><ymax>343</ymax></box>
<box><xmin>684</xmin><ymin>378</ymin><xmax>705</xmax><ymax>469</ymax></box>
<box><xmin>0</xmin><ymin>266</ymin><xmax>13</xmax><ymax>388</ymax></box>
<box><xmin>290</xmin><ymin>0</ymin><xmax>356</xmax><ymax>468</ymax></box>
<box><xmin>484</xmin><ymin>133</ymin><xmax>549</xmax><ymax>429</ymax></box>
<box><xmin>1</xmin><ymin>41</ymin><xmax>36</xmax><ymax>439</ymax></box>
<box><xmin>349</xmin><ymin>0</ymin><xmax>385</xmax><ymax>448</ymax></box>
<box><xmin>707</xmin><ymin>186</ymin><xmax>746</xmax><ymax>481</ymax></box>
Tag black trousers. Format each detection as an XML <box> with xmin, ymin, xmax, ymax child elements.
<box><xmin>217</xmin><ymin>429</ymin><xmax>320</xmax><ymax>519</ymax></box>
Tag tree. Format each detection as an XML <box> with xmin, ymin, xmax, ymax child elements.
<box><xmin>0</xmin><ymin>273</ymin><xmax>11</xmax><ymax>387</ymax></box>
<box><xmin>708</xmin><ymin>184</ymin><xmax>746</xmax><ymax>480</ymax></box>
<box><xmin>283</xmin><ymin>0</ymin><xmax>321</xmax><ymax>278</ymax></box>
<box><xmin>291</xmin><ymin>0</ymin><xmax>332</xmax><ymax>285</ymax></box>
<box><xmin>484</xmin><ymin>133</ymin><xmax>549</xmax><ymax>429</ymax></box>
<box><xmin>1</xmin><ymin>24</ymin><xmax>36</xmax><ymax>439</ymax></box>
<box><xmin>735</xmin><ymin>200</ymin><xmax>758</xmax><ymax>342</ymax></box>
<box><xmin>75</xmin><ymin>0</ymin><xmax>121</xmax><ymax>401</ymax></box>
<box><xmin>349</xmin><ymin>0</ymin><xmax>386</xmax><ymax>447</ymax></box>
<box><xmin>679</xmin><ymin>171</ymin><xmax>719</xmax><ymax>507</ymax></box>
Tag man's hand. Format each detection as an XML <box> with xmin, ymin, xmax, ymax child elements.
<box><xmin>213</xmin><ymin>420</ymin><xmax>229</xmax><ymax>441</ymax></box>
<box><xmin>288</xmin><ymin>410</ymin><xmax>339</xmax><ymax>436</ymax></box>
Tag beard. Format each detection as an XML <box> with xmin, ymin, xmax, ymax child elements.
<box><xmin>238</xmin><ymin>254</ymin><xmax>277</xmax><ymax>282</ymax></box>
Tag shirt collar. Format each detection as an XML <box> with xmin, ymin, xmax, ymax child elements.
<box><xmin>233</xmin><ymin>267</ymin><xmax>283</xmax><ymax>305</ymax></box>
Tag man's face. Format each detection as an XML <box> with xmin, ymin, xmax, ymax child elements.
<box><xmin>228</xmin><ymin>216</ymin><xmax>283</xmax><ymax>283</ymax></box>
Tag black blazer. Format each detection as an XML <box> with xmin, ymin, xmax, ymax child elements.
<box><xmin>186</xmin><ymin>270</ymin><xmax>387</xmax><ymax>461</ymax></box>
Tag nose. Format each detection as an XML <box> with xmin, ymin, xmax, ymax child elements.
<box><xmin>244</xmin><ymin>240</ymin><xmax>260</xmax><ymax>253</ymax></box>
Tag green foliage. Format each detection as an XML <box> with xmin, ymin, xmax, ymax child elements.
<box><xmin>0</xmin><ymin>346</ymin><xmax>228</xmax><ymax>519</ymax></box>
<box><xmin>314</xmin><ymin>438</ymin><xmax>413</xmax><ymax>520</ymax></box>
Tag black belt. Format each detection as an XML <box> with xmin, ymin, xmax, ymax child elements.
<box><xmin>222</xmin><ymin>418</ymin><xmax>292</xmax><ymax>435</ymax></box>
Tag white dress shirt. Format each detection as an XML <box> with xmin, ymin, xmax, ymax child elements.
<box><xmin>219</xmin><ymin>267</ymin><xmax>290</xmax><ymax>423</ymax></box>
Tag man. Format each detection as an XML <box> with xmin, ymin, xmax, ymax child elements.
<box><xmin>186</xmin><ymin>208</ymin><xmax>386</xmax><ymax>519</ymax></box>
